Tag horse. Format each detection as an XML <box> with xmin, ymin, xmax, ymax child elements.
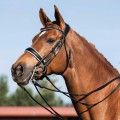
<box><xmin>11</xmin><ymin>5</ymin><xmax>120</xmax><ymax>120</ymax></box>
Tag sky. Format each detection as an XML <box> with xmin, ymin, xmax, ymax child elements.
<box><xmin>0</xmin><ymin>1</ymin><xmax>120</xmax><ymax>103</ymax></box>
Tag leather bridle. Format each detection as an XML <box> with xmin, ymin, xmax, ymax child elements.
<box><xmin>19</xmin><ymin>24</ymin><xmax>71</xmax><ymax>119</ymax></box>
<box><xmin>25</xmin><ymin>24</ymin><xmax>70</xmax><ymax>80</ymax></box>
<box><xmin>19</xmin><ymin>23</ymin><xmax>120</xmax><ymax>120</ymax></box>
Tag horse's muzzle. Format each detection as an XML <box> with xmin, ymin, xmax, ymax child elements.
<box><xmin>11</xmin><ymin>63</ymin><xmax>30</xmax><ymax>85</ymax></box>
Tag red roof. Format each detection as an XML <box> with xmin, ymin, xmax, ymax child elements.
<box><xmin>0</xmin><ymin>107</ymin><xmax>77</xmax><ymax>117</ymax></box>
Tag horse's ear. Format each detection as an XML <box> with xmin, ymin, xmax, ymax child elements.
<box><xmin>39</xmin><ymin>8</ymin><xmax>51</xmax><ymax>27</ymax></box>
<box><xmin>54</xmin><ymin>5</ymin><xmax>65</xmax><ymax>30</ymax></box>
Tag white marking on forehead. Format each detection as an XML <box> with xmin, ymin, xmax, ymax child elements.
<box><xmin>39</xmin><ymin>31</ymin><xmax>46</xmax><ymax>37</ymax></box>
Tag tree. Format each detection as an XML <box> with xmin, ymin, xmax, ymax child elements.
<box><xmin>0</xmin><ymin>75</ymin><xmax>9</xmax><ymax>106</ymax></box>
<box><xmin>9</xmin><ymin>78</ymin><xmax>64</xmax><ymax>106</ymax></box>
<box><xmin>0</xmin><ymin>74</ymin><xmax>64</xmax><ymax>106</ymax></box>
<box><xmin>8</xmin><ymin>87</ymin><xmax>37</xmax><ymax>106</ymax></box>
<box><xmin>34</xmin><ymin>78</ymin><xmax>64</xmax><ymax>106</ymax></box>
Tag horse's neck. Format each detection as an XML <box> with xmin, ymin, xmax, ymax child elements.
<box><xmin>64</xmin><ymin>29</ymin><xmax>119</xmax><ymax>91</ymax></box>
<box><xmin>63</xmin><ymin>29</ymin><xmax>120</xmax><ymax>119</ymax></box>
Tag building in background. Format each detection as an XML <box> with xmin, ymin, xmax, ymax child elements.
<box><xmin>0</xmin><ymin>107</ymin><xmax>78</xmax><ymax>120</ymax></box>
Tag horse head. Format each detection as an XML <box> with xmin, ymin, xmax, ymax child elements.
<box><xmin>11</xmin><ymin>6</ymin><xmax>70</xmax><ymax>85</ymax></box>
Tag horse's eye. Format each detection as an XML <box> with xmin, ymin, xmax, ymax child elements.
<box><xmin>46</xmin><ymin>38</ymin><xmax>55</xmax><ymax>44</ymax></box>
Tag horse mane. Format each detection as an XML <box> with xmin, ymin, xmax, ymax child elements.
<box><xmin>74</xmin><ymin>31</ymin><xmax>119</xmax><ymax>74</ymax></box>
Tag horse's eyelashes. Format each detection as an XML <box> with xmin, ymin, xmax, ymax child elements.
<box><xmin>46</xmin><ymin>38</ymin><xmax>55</xmax><ymax>44</ymax></box>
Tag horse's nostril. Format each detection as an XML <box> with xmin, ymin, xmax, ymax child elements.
<box><xmin>15</xmin><ymin>65</ymin><xmax>24</xmax><ymax>77</ymax></box>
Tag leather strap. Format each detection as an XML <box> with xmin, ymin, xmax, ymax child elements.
<box><xmin>25</xmin><ymin>47</ymin><xmax>45</xmax><ymax>65</ymax></box>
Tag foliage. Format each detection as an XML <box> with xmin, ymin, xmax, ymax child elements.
<box><xmin>8</xmin><ymin>87</ymin><xmax>37</xmax><ymax>106</ymax></box>
<box><xmin>35</xmin><ymin>78</ymin><xmax>64</xmax><ymax>106</ymax></box>
<box><xmin>0</xmin><ymin>75</ymin><xmax>9</xmax><ymax>106</ymax></box>
<box><xmin>0</xmin><ymin>74</ymin><xmax>64</xmax><ymax>106</ymax></box>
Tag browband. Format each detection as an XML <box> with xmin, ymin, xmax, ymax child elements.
<box><xmin>40</xmin><ymin>23</ymin><xmax>70</xmax><ymax>37</ymax></box>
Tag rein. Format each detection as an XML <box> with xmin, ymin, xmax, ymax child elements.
<box><xmin>19</xmin><ymin>24</ymin><xmax>120</xmax><ymax>119</ymax></box>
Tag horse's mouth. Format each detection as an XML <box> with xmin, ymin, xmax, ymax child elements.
<box><xmin>13</xmin><ymin>72</ymin><xmax>33</xmax><ymax>85</ymax></box>
<box><xmin>11</xmin><ymin>64</ymin><xmax>44</xmax><ymax>85</ymax></box>
<box><xmin>15</xmin><ymin>72</ymin><xmax>44</xmax><ymax>85</ymax></box>
<box><xmin>17</xmin><ymin>80</ymin><xmax>29</xmax><ymax>85</ymax></box>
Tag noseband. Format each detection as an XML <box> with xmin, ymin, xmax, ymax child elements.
<box><xmin>25</xmin><ymin>24</ymin><xmax>70</xmax><ymax>79</ymax></box>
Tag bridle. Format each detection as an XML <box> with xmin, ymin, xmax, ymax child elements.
<box><xmin>19</xmin><ymin>23</ymin><xmax>71</xmax><ymax>119</ymax></box>
<box><xmin>25</xmin><ymin>23</ymin><xmax>70</xmax><ymax>80</ymax></box>
<box><xmin>19</xmin><ymin>23</ymin><xmax>120</xmax><ymax>120</ymax></box>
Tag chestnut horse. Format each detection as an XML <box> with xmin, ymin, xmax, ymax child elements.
<box><xmin>11</xmin><ymin>6</ymin><xmax>120</xmax><ymax>120</ymax></box>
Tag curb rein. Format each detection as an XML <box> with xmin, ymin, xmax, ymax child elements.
<box><xmin>19</xmin><ymin>24</ymin><xmax>120</xmax><ymax>119</ymax></box>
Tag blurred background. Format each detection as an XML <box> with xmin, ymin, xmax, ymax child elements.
<box><xmin>0</xmin><ymin>0</ymin><xmax>120</xmax><ymax>112</ymax></box>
